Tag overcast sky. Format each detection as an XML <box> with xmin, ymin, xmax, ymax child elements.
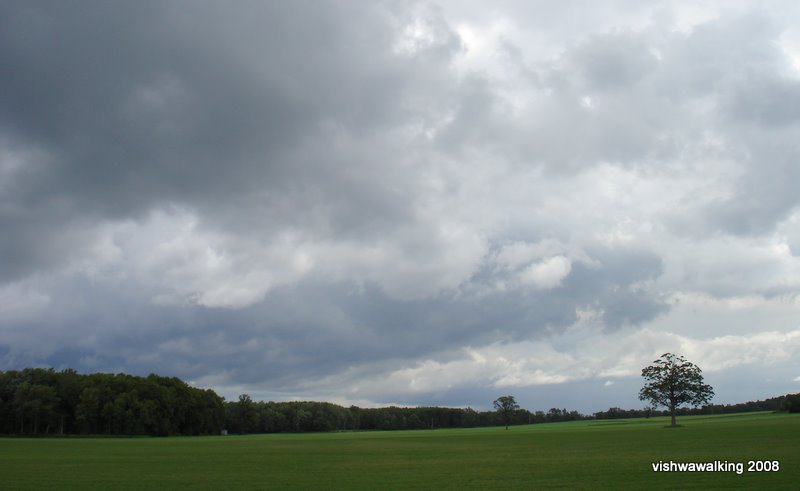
<box><xmin>2</xmin><ymin>0</ymin><xmax>800</xmax><ymax>413</ymax></box>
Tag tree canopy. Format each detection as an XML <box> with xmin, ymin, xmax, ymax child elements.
<box><xmin>493</xmin><ymin>395</ymin><xmax>520</xmax><ymax>430</ymax></box>
<box><xmin>0</xmin><ymin>368</ymin><xmax>224</xmax><ymax>436</ymax></box>
<box><xmin>639</xmin><ymin>352</ymin><xmax>714</xmax><ymax>427</ymax></box>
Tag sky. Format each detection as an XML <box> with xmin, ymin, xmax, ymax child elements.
<box><xmin>1</xmin><ymin>0</ymin><xmax>800</xmax><ymax>414</ymax></box>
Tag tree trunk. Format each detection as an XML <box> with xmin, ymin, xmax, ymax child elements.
<box><xmin>670</xmin><ymin>404</ymin><xmax>676</xmax><ymax>427</ymax></box>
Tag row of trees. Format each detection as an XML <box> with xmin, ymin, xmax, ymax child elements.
<box><xmin>0</xmin><ymin>368</ymin><xmax>224</xmax><ymax>436</ymax></box>
<box><xmin>2</xmin><ymin>359</ymin><xmax>797</xmax><ymax>436</ymax></box>
<box><xmin>594</xmin><ymin>394</ymin><xmax>798</xmax><ymax>420</ymax></box>
<box><xmin>1</xmin><ymin>369</ymin><xmax>592</xmax><ymax>436</ymax></box>
<box><xmin>223</xmin><ymin>394</ymin><xmax>589</xmax><ymax>434</ymax></box>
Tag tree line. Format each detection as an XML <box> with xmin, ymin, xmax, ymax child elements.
<box><xmin>0</xmin><ymin>368</ymin><xmax>224</xmax><ymax>436</ymax></box>
<box><xmin>0</xmin><ymin>368</ymin><xmax>590</xmax><ymax>436</ymax></box>
<box><xmin>223</xmin><ymin>394</ymin><xmax>588</xmax><ymax>434</ymax></box>
<box><xmin>1</xmin><ymin>367</ymin><xmax>797</xmax><ymax>436</ymax></box>
<box><xmin>595</xmin><ymin>393</ymin><xmax>800</xmax><ymax>420</ymax></box>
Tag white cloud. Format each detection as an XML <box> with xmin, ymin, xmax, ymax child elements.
<box><xmin>295</xmin><ymin>320</ymin><xmax>800</xmax><ymax>404</ymax></box>
<box><xmin>75</xmin><ymin>210</ymin><xmax>316</xmax><ymax>309</ymax></box>
<box><xmin>519</xmin><ymin>255</ymin><xmax>572</xmax><ymax>290</ymax></box>
<box><xmin>680</xmin><ymin>330</ymin><xmax>800</xmax><ymax>371</ymax></box>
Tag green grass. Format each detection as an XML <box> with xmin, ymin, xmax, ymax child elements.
<box><xmin>1</xmin><ymin>412</ymin><xmax>797</xmax><ymax>490</ymax></box>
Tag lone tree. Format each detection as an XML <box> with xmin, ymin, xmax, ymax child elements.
<box><xmin>639</xmin><ymin>353</ymin><xmax>714</xmax><ymax>427</ymax></box>
<box><xmin>493</xmin><ymin>395</ymin><xmax>519</xmax><ymax>430</ymax></box>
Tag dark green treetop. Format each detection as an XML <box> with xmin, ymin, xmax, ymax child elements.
<box><xmin>639</xmin><ymin>352</ymin><xmax>714</xmax><ymax>427</ymax></box>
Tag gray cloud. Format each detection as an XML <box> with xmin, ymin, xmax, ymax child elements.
<box><xmin>1</xmin><ymin>1</ymin><xmax>799</xmax><ymax>409</ymax></box>
<box><xmin>1</xmin><ymin>1</ymin><xmax>457</xmax><ymax>277</ymax></box>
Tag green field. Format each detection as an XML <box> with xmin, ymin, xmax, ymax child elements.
<box><xmin>1</xmin><ymin>412</ymin><xmax>797</xmax><ymax>490</ymax></box>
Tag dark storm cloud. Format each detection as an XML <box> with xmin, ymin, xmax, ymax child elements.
<box><xmin>0</xmin><ymin>0</ymin><xmax>460</xmax><ymax>279</ymax></box>
<box><xmin>2</xmin><ymin>1</ymin><xmax>799</xmax><ymax>406</ymax></box>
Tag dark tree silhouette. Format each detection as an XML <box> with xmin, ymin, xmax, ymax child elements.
<box><xmin>493</xmin><ymin>395</ymin><xmax>519</xmax><ymax>430</ymax></box>
<box><xmin>639</xmin><ymin>353</ymin><xmax>714</xmax><ymax>427</ymax></box>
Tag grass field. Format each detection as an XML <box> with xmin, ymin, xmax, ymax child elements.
<box><xmin>1</xmin><ymin>412</ymin><xmax>797</xmax><ymax>490</ymax></box>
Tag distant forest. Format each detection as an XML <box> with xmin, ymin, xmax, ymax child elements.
<box><xmin>1</xmin><ymin>368</ymin><xmax>798</xmax><ymax>436</ymax></box>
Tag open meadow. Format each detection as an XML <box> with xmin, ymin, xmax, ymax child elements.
<box><xmin>1</xmin><ymin>412</ymin><xmax>797</xmax><ymax>490</ymax></box>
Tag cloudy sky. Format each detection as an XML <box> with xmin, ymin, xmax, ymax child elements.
<box><xmin>2</xmin><ymin>0</ymin><xmax>800</xmax><ymax>413</ymax></box>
